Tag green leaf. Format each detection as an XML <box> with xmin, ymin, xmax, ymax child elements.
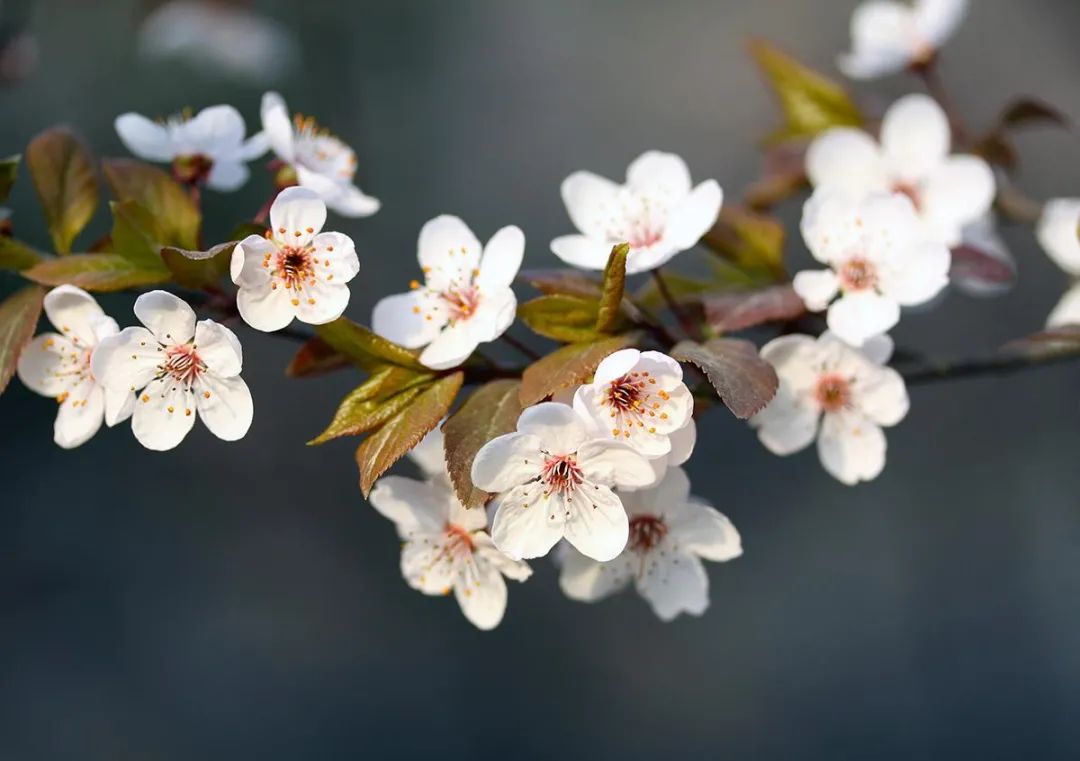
<box><xmin>23</xmin><ymin>253</ymin><xmax>170</xmax><ymax>292</ymax></box>
<box><xmin>110</xmin><ymin>200</ymin><xmax>164</xmax><ymax>264</ymax></box>
<box><xmin>356</xmin><ymin>371</ymin><xmax>464</xmax><ymax>497</ymax></box>
<box><xmin>442</xmin><ymin>379</ymin><xmax>523</xmax><ymax>509</ymax></box>
<box><xmin>0</xmin><ymin>237</ymin><xmax>45</xmax><ymax>272</ymax></box>
<box><xmin>161</xmin><ymin>241</ymin><xmax>237</xmax><ymax>289</ymax></box>
<box><xmin>310</xmin><ymin>365</ymin><xmax>435</xmax><ymax>445</ymax></box>
<box><xmin>595</xmin><ymin>243</ymin><xmax>629</xmax><ymax>334</ymax></box>
<box><xmin>518</xmin><ymin>294</ymin><xmax>601</xmax><ymax>342</ymax></box>
<box><xmin>0</xmin><ymin>154</ymin><xmax>19</xmax><ymax>204</ymax></box>
<box><xmin>633</xmin><ymin>270</ymin><xmax>725</xmax><ymax>311</ymax></box>
<box><xmin>671</xmin><ymin>338</ymin><xmax>778</xmax><ymax>419</ymax></box>
<box><xmin>703</xmin><ymin>205</ymin><xmax>786</xmax><ymax>281</ymax></box>
<box><xmin>286</xmin><ymin>337</ymin><xmax>352</xmax><ymax>378</ymax></box>
<box><xmin>315</xmin><ymin>317</ymin><xmax>426</xmax><ymax>371</ymax></box>
<box><xmin>0</xmin><ymin>285</ymin><xmax>45</xmax><ymax>396</ymax></box>
<box><xmin>102</xmin><ymin>158</ymin><xmax>200</xmax><ymax>250</ymax></box>
<box><xmin>748</xmin><ymin>38</ymin><xmax>863</xmax><ymax>144</ymax></box>
<box><xmin>518</xmin><ymin>268</ymin><xmax>602</xmax><ymax>299</ymax></box>
<box><xmin>26</xmin><ymin>127</ymin><xmax>98</xmax><ymax>254</ymax></box>
<box><xmin>520</xmin><ymin>333</ymin><xmax>639</xmax><ymax>406</ymax></box>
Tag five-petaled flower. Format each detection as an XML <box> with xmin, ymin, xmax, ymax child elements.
<box><xmin>795</xmin><ymin>190</ymin><xmax>951</xmax><ymax>347</ymax></box>
<box><xmin>17</xmin><ymin>286</ymin><xmax>135</xmax><ymax>448</ymax></box>
<box><xmin>1036</xmin><ymin>199</ymin><xmax>1080</xmax><ymax>327</ymax></box>
<box><xmin>572</xmin><ymin>349</ymin><xmax>694</xmax><ymax>459</ymax></box>
<box><xmin>92</xmin><ymin>291</ymin><xmax>253</xmax><ymax>452</ymax></box>
<box><xmin>806</xmin><ymin>94</ymin><xmax>994</xmax><ymax>248</ymax></box>
<box><xmin>551</xmin><ymin>151</ymin><xmax>723</xmax><ymax>274</ymax></box>
<box><xmin>230</xmin><ymin>186</ymin><xmax>360</xmax><ymax>332</ymax></box>
<box><xmin>471</xmin><ymin>402</ymin><xmax>654</xmax><ymax>562</ymax></box>
<box><xmin>370</xmin><ymin>430</ymin><xmax>532</xmax><ymax>631</ymax></box>
<box><xmin>260</xmin><ymin>91</ymin><xmax>380</xmax><ymax>217</ymax></box>
<box><xmin>839</xmin><ymin>0</ymin><xmax>969</xmax><ymax>80</ymax></box>
<box><xmin>372</xmin><ymin>215</ymin><xmax>524</xmax><ymax>370</ymax></box>
<box><xmin>115</xmin><ymin>104</ymin><xmax>268</xmax><ymax>191</ymax></box>
<box><xmin>559</xmin><ymin>467</ymin><xmax>741</xmax><ymax>621</ymax></box>
<box><xmin>750</xmin><ymin>332</ymin><xmax>909</xmax><ymax>485</ymax></box>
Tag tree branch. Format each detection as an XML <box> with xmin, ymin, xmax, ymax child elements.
<box><xmin>899</xmin><ymin>347</ymin><xmax>1080</xmax><ymax>385</ymax></box>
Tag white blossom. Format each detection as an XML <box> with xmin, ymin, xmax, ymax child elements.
<box><xmin>1036</xmin><ymin>198</ymin><xmax>1080</xmax><ymax>276</ymax></box>
<box><xmin>551</xmin><ymin>150</ymin><xmax>723</xmax><ymax>274</ymax></box>
<box><xmin>260</xmin><ymin>92</ymin><xmax>379</xmax><ymax>217</ymax></box>
<box><xmin>572</xmin><ymin>349</ymin><xmax>694</xmax><ymax>459</ymax></box>
<box><xmin>795</xmin><ymin>190</ymin><xmax>951</xmax><ymax>347</ymax></box>
<box><xmin>1048</xmin><ymin>283</ymin><xmax>1080</xmax><ymax>328</ymax></box>
<box><xmin>372</xmin><ymin>215</ymin><xmax>523</xmax><ymax>370</ymax></box>
<box><xmin>750</xmin><ymin>332</ymin><xmax>909</xmax><ymax>485</ymax></box>
<box><xmin>471</xmin><ymin>402</ymin><xmax>654</xmax><ymax>562</ymax></box>
<box><xmin>92</xmin><ymin>291</ymin><xmax>253</xmax><ymax>452</ymax></box>
<box><xmin>115</xmin><ymin>104</ymin><xmax>268</xmax><ymax>191</ymax></box>
<box><xmin>369</xmin><ymin>435</ymin><xmax>531</xmax><ymax>631</ymax></box>
<box><xmin>839</xmin><ymin>0</ymin><xmax>969</xmax><ymax>80</ymax></box>
<box><xmin>560</xmin><ymin>467</ymin><xmax>741</xmax><ymax>621</ymax></box>
<box><xmin>16</xmin><ymin>286</ymin><xmax>134</xmax><ymax>448</ymax></box>
<box><xmin>230</xmin><ymin>186</ymin><xmax>359</xmax><ymax>332</ymax></box>
<box><xmin>806</xmin><ymin>94</ymin><xmax>994</xmax><ymax>248</ymax></box>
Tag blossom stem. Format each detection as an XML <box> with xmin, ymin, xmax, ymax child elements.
<box><xmin>651</xmin><ymin>269</ymin><xmax>700</xmax><ymax>340</ymax></box>
<box><xmin>899</xmin><ymin>347</ymin><xmax>1080</xmax><ymax>385</ymax></box>
<box><xmin>912</xmin><ymin>58</ymin><xmax>970</xmax><ymax>144</ymax></box>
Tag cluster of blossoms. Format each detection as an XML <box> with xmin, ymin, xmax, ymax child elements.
<box><xmin>8</xmin><ymin>0</ymin><xmax>1080</xmax><ymax>631</ymax></box>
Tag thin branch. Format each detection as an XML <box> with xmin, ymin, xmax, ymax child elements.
<box><xmin>651</xmin><ymin>269</ymin><xmax>699</xmax><ymax>341</ymax></box>
<box><xmin>900</xmin><ymin>347</ymin><xmax>1080</xmax><ymax>385</ymax></box>
<box><xmin>912</xmin><ymin>57</ymin><xmax>970</xmax><ymax>144</ymax></box>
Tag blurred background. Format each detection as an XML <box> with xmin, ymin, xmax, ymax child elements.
<box><xmin>2</xmin><ymin>0</ymin><xmax>1080</xmax><ymax>758</ymax></box>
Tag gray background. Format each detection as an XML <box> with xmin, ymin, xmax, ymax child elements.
<box><xmin>2</xmin><ymin>0</ymin><xmax>1079</xmax><ymax>758</ymax></box>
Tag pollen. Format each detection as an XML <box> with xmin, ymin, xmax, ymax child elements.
<box><xmin>56</xmin><ymin>392</ymin><xmax>69</xmax><ymax>404</ymax></box>
<box><xmin>203</xmin><ymin>391</ymin><xmax>211</xmax><ymax>399</ymax></box>
<box><xmin>306</xmin><ymin>227</ymin><xmax>314</xmax><ymax>233</ymax></box>
<box><xmin>291</xmin><ymin>298</ymin><xmax>300</xmax><ymax>306</ymax></box>
<box><xmin>167</xmin><ymin>405</ymin><xmax>175</xmax><ymax>413</ymax></box>
<box><xmin>142</xmin><ymin>394</ymin><xmax>150</xmax><ymax>403</ymax></box>
<box><xmin>412</xmin><ymin>306</ymin><xmax>421</xmax><ymax>314</ymax></box>
<box><xmin>327</xmin><ymin>246</ymin><xmax>334</xmax><ymax>252</ymax></box>
<box><xmin>185</xmin><ymin>408</ymin><xmax>192</xmax><ymax>416</ymax></box>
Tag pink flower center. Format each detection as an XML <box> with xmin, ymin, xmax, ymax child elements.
<box><xmin>275</xmin><ymin>246</ymin><xmax>315</xmax><ymax>291</ymax></box>
<box><xmin>814</xmin><ymin>373</ymin><xmax>852</xmax><ymax>412</ymax></box>
<box><xmin>602</xmin><ymin>370</ymin><xmax>669</xmax><ymax>439</ymax></box>
<box><xmin>838</xmin><ymin>257</ymin><xmax>878</xmax><ymax>292</ymax></box>
<box><xmin>162</xmin><ymin>344</ymin><xmax>205</xmax><ymax>385</ymax></box>
<box><xmin>628</xmin><ymin>514</ymin><xmax>668</xmax><ymax>553</ymax></box>
<box><xmin>442</xmin><ymin>285</ymin><xmax>481</xmax><ymax>322</ymax></box>
<box><xmin>443</xmin><ymin>523</ymin><xmax>475</xmax><ymax>556</ymax></box>
<box><xmin>541</xmin><ymin>454</ymin><xmax>584</xmax><ymax>496</ymax></box>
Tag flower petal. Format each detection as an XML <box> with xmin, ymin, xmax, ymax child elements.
<box><xmin>592</xmin><ymin>348</ymin><xmax>641</xmax><ymax>384</ymax></box>
<box><xmin>817</xmin><ymin>411</ymin><xmax>887</xmax><ymax>485</ymax></box>
<box><xmin>1048</xmin><ymin>283</ymin><xmax>1080</xmax><ymax>328</ymax></box>
<box><xmin>418</xmin><ymin>321</ymin><xmax>478</xmax><ymax>370</ymax></box>
<box><xmin>453</xmin><ymin>554</ymin><xmax>509</xmax><ymax>630</ymax></box>
<box><xmin>371</xmin><ymin>291</ymin><xmax>446</xmax><ymax>349</ymax></box>
<box><xmin>53</xmin><ymin>381</ymin><xmax>105</xmax><ymax>449</ymax></box>
<box><xmin>559</xmin><ymin>546</ymin><xmax>634</xmax><ymax>602</ymax></box>
<box><xmin>134</xmin><ymin>290</ymin><xmax>197</xmax><ymax>345</ymax></box>
<box><xmin>401</xmin><ymin>537</ymin><xmax>456</xmax><ymax>594</ymax></box>
<box><xmin>43</xmin><ymin>285</ymin><xmax>105</xmax><ymax>347</ymax></box>
<box><xmin>467</xmin><ymin>287</ymin><xmax>516</xmax><ymax>344</ymax></box>
<box><xmin>826</xmin><ymin>291</ymin><xmax>900</xmax><ymax>347</ymax></box>
<box><xmin>800</xmin><ymin>189</ymin><xmax>864</xmax><ymax>265</ymax></box>
<box><xmin>476</xmin><ymin>225</ymin><xmax>524</xmax><ymax>292</ymax></box>
<box><xmin>236</xmin><ymin>279</ymin><xmax>297</xmax><ymax>332</ymax></box>
<box><xmin>90</xmin><ymin>326</ymin><xmax>162</xmax><ymax>392</ymax></box>
<box><xmin>1037</xmin><ymin>199</ymin><xmax>1080</xmax><ymax>276</ymax></box>
<box><xmin>269</xmin><ymin>186</ymin><xmax>326</xmax><ymax>247</ymax></box>
<box><xmin>838</xmin><ymin>1</ymin><xmax>918</xmax><ymax>80</ymax></box>
<box><xmin>194</xmin><ymin>374</ymin><xmax>252</xmax><ymax>441</ymax></box>
<box><xmin>310</xmin><ymin>231</ymin><xmax>359</xmax><ymax>282</ymax></box>
<box><xmin>914</xmin><ymin>0</ymin><xmax>968</xmax><ymax>46</ymax></box>
<box><xmin>562</xmin><ymin>484</ymin><xmax>629</xmax><ymax>562</ymax></box>
<box><xmin>667</xmin><ymin>497</ymin><xmax>743</xmax><ymax>562</ymax></box>
<box><xmin>550</xmin><ymin>234</ymin><xmax>615</xmax><ymax>271</ymax></box>
<box><xmin>878</xmin><ymin>240</ymin><xmax>951</xmax><ymax>306</ymax></box>
<box><xmin>115</xmin><ymin>113</ymin><xmax>174</xmax><ymax>162</ymax></box>
<box><xmin>625</xmin><ymin>151</ymin><xmax>692</xmax><ymax>197</ymax></box>
<box><xmin>194</xmin><ymin>320</ymin><xmax>243</xmax><ymax>377</ymax></box>
<box><xmin>17</xmin><ymin>334</ymin><xmax>79</xmax><ymax>397</ymax></box>
<box><xmin>636</xmin><ymin>551</ymin><xmax>709</xmax><ymax>621</ymax></box>
<box><xmin>206</xmin><ymin>160</ymin><xmax>250</xmax><ymax>192</ymax></box>
<box><xmin>792</xmin><ymin>269</ymin><xmax>840</xmax><ymax>311</ymax></box>
<box><xmin>103</xmin><ymin>385</ymin><xmax>135</xmax><ymax>427</ymax></box>
<box><xmin>490</xmin><ymin>483</ymin><xmax>565</xmax><ymax>560</ymax></box>
<box><xmin>474</xmin><ymin>535</ymin><xmax>532</xmax><ymax>581</ymax></box>
<box><xmin>326</xmin><ymin>183</ymin><xmax>380</xmax><ymax>218</ymax></box>
<box><xmin>759</xmin><ymin>334</ymin><xmax>821</xmax><ymax>391</ymax></box>
<box><xmin>560</xmin><ymin>170</ymin><xmax>621</xmax><ymax>238</ymax></box>
<box><xmin>516</xmin><ymin>402</ymin><xmax>588</xmax><ymax>455</ymax></box>
<box><xmin>260</xmin><ymin>91</ymin><xmax>295</xmax><ymax>163</ymax></box>
<box><xmin>806</xmin><ymin>128</ymin><xmax>886</xmax><ymax>193</ymax></box>
<box><xmin>751</xmin><ymin>390</ymin><xmax>820</xmax><ymax>456</ymax></box>
<box><xmin>664</xmin><ymin>180</ymin><xmax>723</xmax><ymax>252</ymax></box>
<box><xmin>417</xmin><ymin>215</ymin><xmax>482</xmax><ymax>292</ymax></box>
<box><xmin>880</xmin><ymin>94</ymin><xmax>950</xmax><ymax>180</ymax></box>
<box><xmin>230</xmin><ymin>234</ymin><xmax>277</xmax><ymax>288</ymax></box>
<box><xmin>131</xmin><ymin>376</ymin><xmax>197</xmax><ymax>451</ymax></box>
<box><xmin>854</xmin><ymin>364</ymin><xmax>909</xmax><ymax>427</ymax></box>
<box><xmin>369</xmin><ymin>475</ymin><xmax>451</xmax><ymax>536</ymax></box>
<box><xmin>470</xmin><ymin>432</ymin><xmax>544</xmax><ymax>493</ymax></box>
<box><xmin>296</xmin><ymin>280</ymin><xmax>351</xmax><ymax>325</ymax></box>
<box><xmin>921</xmin><ymin>155</ymin><xmax>996</xmax><ymax>246</ymax></box>
<box><xmin>182</xmin><ymin>104</ymin><xmax>246</xmax><ymax>157</ymax></box>
<box><xmin>577</xmin><ymin>440</ymin><xmax>654</xmax><ymax>489</ymax></box>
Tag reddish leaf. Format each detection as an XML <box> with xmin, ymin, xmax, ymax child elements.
<box><xmin>672</xmin><ymin>338</ymin><xmax>778</xmax><ymax>419</ymax></box>
<box><xmin>702</xmin><ymin>284</ymin><xmax>806</xmax><ymax>332</ymax></box>
<box><xmin>286</xmin><ymin>337</ymin><xmax>352</xmax><ymax>378</ymax></box>
<box><xmin>520</xmin><ymin>334</ymin><xmax>638</xmax><ymax>406</ymax></box>
<box><xmin>0</xmin><ymin>285</ymin><xmax>45</xmax><ymax>395</ymax></box>
<box><xmin>518</xmin><ymin>269</ymin><xmax>602</xmax><ymax>299</ymax></box>
<box><xmin>950</xmin><ymin>244</ymin><xmax>1016</xmax><ymax>291</ymax></box>
<box><xmin>442</xmin><ymin>380</ymin><xmax>523</xmax><ymax>509</ymax></box>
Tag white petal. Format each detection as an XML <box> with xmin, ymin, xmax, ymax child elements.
<box><xmin>182</xmin><ymin>104</ymin><xmax>246</xmax><ymax>157</ymax></box>
<box><xmin>230</xmin><ymin>234</ymin><xmax>277</xmax><ymax>288</ymax></box>
<box><xmin>90</xmin><ymin>326</ymin><xmax>162</xmax><ymax>392</ymax></box>
<box><xmin>838</xmin><ymin>48</ymin><xmax>912</xmax><ymax>80</ymax></box>
<box><xmin>466</xmin><ymin>288</ymin><xmax>516</xmax><ymax>344</ymax></box>
<box><xmin>792</xmin><ymin>269</ymin><xmax>840</xmax><ymax>311</ymax></box>
<box><xmin>260</xmin><ymin>91</ymin><xmax>295</xmax><ymax>163</ymax></box>
<box><xmin>401</xmin><ymin>537</ymin><xmax>455</xmax><ymax>594</ymax></box>
<box><xmin>114</xmin><ymin>113</ymin><xmax>174</xmax><ymax>162</ymax></box>
<box><xmin>667</xmin><ymin>419</ymin><xmax>696</xmax><ymax>466</ymax></box>
<box><xmin>195</xmin><ymin>374</ymin><xmax>252</xmax><ymax>441</ymax></box>
<box><xmin>861</xmin><ymin>333</ymin><xmax>895</xmax><ymax>365</ymax></box>
<box><xmin>325</xmin><ymin>183</ymin><xmax>380</xmax><ymax>218</ymax></box>
<box><xmin>206</xmin><ymin>160</ymin><xmax>249</xmax><ymax>192</ymax></box>
<box><xmin>43</xmin><ymin>285</ymin><xmax>105</xmax><ymax>347</ymax></box>
<box><xmin>805</xmin><ymin>128</ymin><xmax>886</xmax><ymax>194</ymax></box>
<box><xmin>236</xmin><ymin>280</ymin><xmax>296</xmax><ymax>332</ymax></box>
<box><xmin>550</xmin><ymin>234</ymin><xmax>615</xmax><ymax>271</ymax></box>
<box><xmin>238</xmin><ymin>131</ymin><xmax>270</xmax><ymax>161</ymax></box>
<box><xmin>476</xmin><ymin>225</ymin><xmax>524</xmax><ymax>292</ymax></box>
<box><xmin>134</xmin><ymin>290</ymin><xmax>197</xmax><ymax>345</ymax></box>
<box><xmin>878</xmin><ymin>241</ymin><xmax>951</xmax><ymax>306</ymax></box>
<box><xmin>453</xmin><ymin>554</ymin><xmax>509</xmax><ymax>630</ymax></box>
<box><xmin>636</xmin><ymin>551</ymin><xmax>709</xmax><ymax>621</ymax></box>
<box><xmin>914</xmin><ymin>0</ymin><xmax>968</xmax><ymax>46</ymax></box>
<box><xmin>625</xmin><ymin>151</ymin><xmax>692</xmax><ymax>197</ymax></box>
<box><xmin>759</xmin><ymin>334</ymin><xmax>822</xmax><ymax>391</ymax></box>
<box><xmin>880</xmin><ymin>94</ymin><xmax>951</xmax><ymax>180</ymax></box>
<box><xmin>840</xmin><ymin>1</ymin><xmax>919</xmax><ymax>80</ymax></box>
<box><xmin>417</xmin><ymin>215</ymin><xmax>482</xmax><ymax>292</ymax></box>
<box><xmin>817</xmin><ymin>411</ymin><xmax>887</xmax><ymax>485</ymax></box>
<box><xmin>826</xmin><ymin>292</ymin><xmax>900</xmax><ymax>347</ymax></box>
<box><xmin>474</xmin><ymin>536</ymin><xmax>532</xmax><ymax>581</ymax></box>
<box><xmin>1047</xmin><ymin>283</ymin><xmax>1080</xmax><ymax>328</ymax></box>
<box><xmin>310</xmin><ymin>231</ymin><xmax>360</xmax><ymax>282</ymax></box>
<box><xmin>17</xmin><ymin>334</ymin><xmax>79</xmax><ymax>397</ymax></box>
<box><xmin>620</xmin><ymin>464</ymin><xmax>691</xmax><ymax>517</ymax></box>
<box><xmin>470</xmin><ymin>432</ymin><xmax>544</xmax><ymax>493</ymax></box>
<box><xmin>371</xmin><ymin>291</ymin><xmax>446</xmax><ymax>349</ymax></box>
<box><xmin>1037</xmin><ymin>199</ymin><xmax>1080</xmax><ymax>275</ymax></box>
<box><xmin>408</xmin><ymin>425</ymin><xmax>448</xmax><ymax>480</ymax></box>
<box><xmin>921</xmin><ymin>156</ymin><xmax>996</xmax><ymax>246</ymax></box>
<box><xmin>419</xmin><ymin>322</ymin><xmax>477</xmax><ymax>370</ymax></box>
<box><xmin>194</xmin><ymin>320</ymin><xmax>242</xmax><ymax>377</ymax></box>
<box><xmin>592</xmin><ymin>348</ymin><xmax>642</xmax><ymax>384</ymax></box>
<box><xmin>560</xmin><ymin>170</ymin><xmax>621</xmax><ymax>238</ymax></box>
<box><xmin>752</xmin><ymin>391</ymin><xmax>820</xmax><ymax>456</ymax></box>
<box><xmin>515</xmin><ymin>402</ymin><xmax>588</xmax><ymax>455</ymax></box>
<box><xmin>562</xmin><ymin>484</ymin><xmax>629</xmax><ymax>562</ymax></box>
<box><xmin>53</xmin><ymin>381</ymin><xmax>105</xmax><ymax>449</ymax></box>
<box><xmin>559</xmin><ymin>546</ymin><xmax>634</xmax><ymax>602</ymax></box>
<box><xmin>295</xmin><ymin>280</ymin><xmax>351</xmax><ymax>325</ymax></box>
<box><xmin>368</xmin><ymin>475</ymin><xmax>450</xmax><ymax>535</ymax></box>
<box><xmin>663</xmin><ymin>180</ymin><xmax>723</xmax><ymax>251</ymax></box>
<box><xmin>490</xmin><ymin>483</ymin><xmax>565</xmax><ymax>560</ymax></box>
<box><xmin>103</xmin><ymin>386</ymin><xmax>135</xmax><ymax>427</ymax></box>
<box><xmin>800</xmin><ymin>189</ymin><xmax>865</xmax><ymax>265</ymax></box>
<box><xmin>269</xmin><ymin>186</ymin><xmax>326</xmax><ymax>247</ymax></box>
<box><xmin>668</xmin><ymin>499</ymin><xmax>743</xmax><ymax>562</ymax></box>
<box><xmin>577</xmin><ymin>440</ymin><xmax>655</xmax><ymax>489</ymax></box>
<box><xmin>131</xmin><ymin>376</ymin><xmax>197</xmax><ymax>451</ymax></box>
<box><xmin>854</xmin><ymin>364</ymin><xmax>909</xmax><ymax>427</ymax></box>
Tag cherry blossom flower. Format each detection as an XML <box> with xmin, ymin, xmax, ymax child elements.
<box><xmin>551</xmin><ymin>151</ymin><xmax>723</xmax><ymax>274</ymax></box>
<box><xmin>115</xmin><ymin>104</ymin><xmax>268</xmax><ymax>191</ymax></box>
<box><xmin>839</xmin><ymin>0</ymin><xmax>969</xmax><ymax>80</ymax></box>
<box><xmin>369</xmin><ymin>448</ymin><xmax>531</xmax><ymax>631</ymax></box>
<box><xmin>795</xmin><ymin>190</ymin><xmax>951</xmax><ymax>347</ymax></box>
<box><xmin>805</xmin><ymin>94</ymin><xmax>994</xmax><ymax>248</ymax></box>
<box><xmin>1048</xmin><ymin>284</ymin><xmax>1080</xmax><ymax>328</ymax></box>
<box><xmin>471</xmin><ymin>402</ymin><xmax>654</xmax><ymax>562</ymax></box>
<box><xmin>372</xmin><ymin>215</ymin><xmax>523</xmax><ymax>370</ymax></box>
<box><xmin>260</xmin><ymin>92</ymin><xmax>379</xmax><ymax>217</ymax></box>
<box><xmin>1036</xmin><ymin>198</ymin><xmax>1080</xmax><ymax>276</ymax></box>
<box><xmin>92</xmin><ymin>291</ymin><xmax>252</xmax><ymax>452</ymax></box>
<box><xmin>16</xmin><ymin>286</ymin><xmax>134</xmax><ymax>448</ymax></box>
<box><xmin>230</xmin><ymin>186</ymin><xmax>359</xmax><ymax>332</ymax></box>
<box><xmin>750</xmin><ymin>332</ymin><xmax>909</xmax><ymax>485</ymax></box>
<box><xmin>572</xmin><ymin>349</ymin><xmax>694</xmax><ymax>459</ymax></box>
<box><xmin>559</xmin><ymin>467</ymin><xmax>741</xmax><ymax>621</ymax></box>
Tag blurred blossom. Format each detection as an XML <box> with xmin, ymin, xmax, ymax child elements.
<box><xmin>137</xmin><ymin>0</ymin><xmax>299</xmax><ymax>85</ymax></box>
<box><xmin>1047</xmin><ymin>283</ymin><xmax>1080</xmax><ymax>329</ymax></box>
<box><xmin>839</xmin><ymin>0</ymin><xmax>968</xmax><ymax>79</ymax></box>
<box><xmin>1036</xmin><ymin>198</ymin><xmax>1080</xmax><ymax>276</ymax></box>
